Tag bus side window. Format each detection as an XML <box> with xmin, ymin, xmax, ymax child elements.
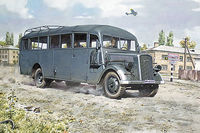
<box><xmin>22</xmin><ymin>39</ymin><xmax>29</xmax><ymax>50</ymax></box>
<box><xmin>74</xmin><ymin>33</ymin><xmax>87</xmax><ymax>48</ymax></box>
<box><xmin>39</xmin><ymin>36</ymin><xmax>48</xmax><ymax>49</ymax></box>
<box><xmin>61</xmin><ymin>34</ymin><xmax>72</xmax><ymax>48</ymax></box>
<box><xmin>89</xmin><ymin>34</ymin><xmax>98</xmax><ymax>48</ymax></box>
<box><xmin>50</xmin><ymin>35</ymin><xmax>60</xmax><ymax>49</ymax></box>
<box><xmin>30</xmin><ymin>37</ymin><xmax>39</xmax><ymax>50</ymax></box>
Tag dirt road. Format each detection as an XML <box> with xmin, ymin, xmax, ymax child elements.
<box><xmin>0</xmin><ymin>66</ymin><xmax>200</xmax><ymax>133</ymax></box>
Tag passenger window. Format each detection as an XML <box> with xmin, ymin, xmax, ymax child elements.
<box><xmin>130</xmin><ymin>40</ymin><xmax>136</xmax><ymax>51</ymax></box>
<box><xmin>103</xmin><ymin>35</ymin><xmax>119</xmax><ymax>49</ymax></box>
<box><xmin>119</xmin><ymin>39</ymin><xmax>128</xmax><ymax>50</ymax></box>
<box><xmin>50</xmin><ymin>35</ymin><xmax>59</xmax><ymax>48</ymax></box>
<box><xmin>39</xmin><ymin>36</ymin><xmax>48</xmax><ymax>49</ymax></box>
<box><xmin>22</xmin><ymin>39</ymin><xmax>29</xmax><ymax>50</ymax></box>
<box><xmin>74</xmin><ymin>33</ymin><xmax>87</xmax><ymax>48</ymax></box>
<box><xmin>90</xmin><ymin>34</ymin><xmax>98</xmax><ymax>48</ymax></box>
<box><xmin>61</xmin><ymin>34</ymin><xmax>72</xmax><ymax>48</ymax></box>
<box><xmin>30</xmin><ymin>37</ymin><xmax>39</xmax><ymax>49</ymax></box>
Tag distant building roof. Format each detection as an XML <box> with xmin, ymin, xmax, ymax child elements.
<box><xmin>0</xmin><ymin>45</ymin><xmax>19</xmax><ymax>50</ymax></box>
<box><xmin>147</xmin><ymin>45</ymin><xmax>200</xmax><ymax>55</ymax></box>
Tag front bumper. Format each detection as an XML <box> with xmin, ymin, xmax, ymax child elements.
<box><xmin>120</xmin><ymin>80</ymin><xmax>164</xmax><ymax>86</ymax></box>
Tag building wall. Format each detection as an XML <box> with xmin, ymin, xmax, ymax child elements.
<box><xmin>148</xmin><ymin>51</ymin><xmax>196</xmax><ymax>76</ymax></box>
<box><xmin>0</xmin><ymin>49</ymin><xmax>19</xmax><ymax>65</ymax></box>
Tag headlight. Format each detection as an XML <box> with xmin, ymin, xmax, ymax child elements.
<box><xmin>125</xmin><ymin>62</ymin><xmax>133</xmax><ymax>72</ymax></box>
<box><xmin>154</xmin><ymin>65</ymin><xmax>162</xmax><ymax>72</ymax></box>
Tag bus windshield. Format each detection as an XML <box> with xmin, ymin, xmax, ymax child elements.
<box><xmin>103</xmin><ymin>35</ymin><xmax>136</xmax><ymax>51</ymax></box>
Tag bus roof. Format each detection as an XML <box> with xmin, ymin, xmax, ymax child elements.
<box><xmin>23</xmin><ymin>25</ymin><xmax>137</xmax><ymax>40</ymax></box>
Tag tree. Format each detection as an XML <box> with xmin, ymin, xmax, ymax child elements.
<box><xmin>6</xmin><ymin>32</ymin><xmax>11</xmax><ymax>45</ymax></box>
<box><xmin>179</xmin><ymin>36</ymin><xmax>197</xmax><ymax>49</ymax></box>
<box><xmin>141</xmin><ymin>44</ymin><xmax>148</xmax><ymax>51</ymax></box>
<box><xmin>158</xmin><ymin>30</ymin><xmax>165</xmax><ymax>46</ymax></box>
<box><xmin>10</xmin><ymin>33</ymin><xmax>14</xmax><ymax>46</ymax></box>
<box><xmin>0</xmin><ymin>41</ymin><xmax>6</xmax><ymax>46</ymax></box>
<box><xmin>166</xmin><ymin>31</ymin><xmax>174</xmax><ymax>46</ymax></box>
<box><xmin>17</xmin><ymin>33</ymin><xmax>23</xmax><ymax>48</ymax></box>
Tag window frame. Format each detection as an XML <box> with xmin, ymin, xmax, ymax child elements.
<box><xmin>73</xmin><ymin>32</ymin><xmax>88</xmax><ymax>49</ymax></box>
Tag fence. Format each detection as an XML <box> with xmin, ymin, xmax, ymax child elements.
<box><xmin>178</xmin><ymin>70</ymin><xmax>200</xmax><ymax>81</ymax></box>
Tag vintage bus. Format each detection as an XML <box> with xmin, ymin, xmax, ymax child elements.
<box><xmin>19</xmin><ymin>25</ymin><xmax>163</xmax><ymax>99</ymax></box>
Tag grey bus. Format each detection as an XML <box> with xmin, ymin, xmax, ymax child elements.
<box><xmin>19</xmin><ymin>25</ymin><xmax>163</xmax><ymax>99</ymax></box>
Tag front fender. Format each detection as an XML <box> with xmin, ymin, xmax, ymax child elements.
<box><xmin>154</xmin><ymin>72</ymin><xmax>164</xmax><ymax>84</ymax></box>
<box><xmin>98</xmin><ymin>65</ymin><xmax>129</xmax><ymax>83</ymax></box>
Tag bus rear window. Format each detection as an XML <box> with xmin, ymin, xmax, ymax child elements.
<box><xmin>22</xmin><ymin>39</ymin><xmax>29</xmax><ymax>50</ymax></box>
<box><xmin>31</xmin><ymin>37</ymin><xmax>39</xmax><ymax>50</ymax></box>
<box><xmin>39</xmin><ymin>36</ymin><xmax>48</xmax><ymax>49</ymax></box>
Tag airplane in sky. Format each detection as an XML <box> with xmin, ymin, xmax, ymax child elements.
<box><xmin>125</xmin><ymin>9</ymin><xmax>138</xmax><ymax>16</ymax></box>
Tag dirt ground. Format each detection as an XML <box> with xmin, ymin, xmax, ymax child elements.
<box><xmin>0</xmin><ymin>66</ymin><xmax>200</xmax><ymax>133</ymax></box>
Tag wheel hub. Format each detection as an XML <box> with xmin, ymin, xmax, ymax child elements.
<box><xmin>107</xmin><ymin>76</ymin><xmax>119</xmax><ymax>94</ymax></box>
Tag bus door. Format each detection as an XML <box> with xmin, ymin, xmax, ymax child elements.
<box><xmin>51</xmin><ymin>34</ymin><xmax>72</xmax><ymax>80</ymax></box>
<box><xmin>71</xmin><ymin>33</ymin><xmax>88</xmax><ymax>82</ymax></box>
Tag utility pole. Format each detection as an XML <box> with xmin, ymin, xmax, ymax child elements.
<box><xmin>183</xmin><ymin>37</ymin><xmax>195</xmax><ymax>70</ymax></box>
<box><xmin>184</xmin><ymin>38</ymin><xmax>187</xmax><ymax>70</ymax></box>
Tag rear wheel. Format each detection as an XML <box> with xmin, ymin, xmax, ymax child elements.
<box><xmin>34</xmin><ymin>68</ymin><xmax>52</xmax><ymax>88</ymax></box>
<box><xmin>103</xmin><ymin>72</ymin><xmax>125</xmax><ymax>99</ymax></box>
<box><xmin>139</xmin><ymin>85</ymin><xmax>159</xmax><ymax>97</ymax></box>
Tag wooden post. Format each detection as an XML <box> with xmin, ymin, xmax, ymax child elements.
<box><xmin>185</xmin><ymin>41</ymin><xmax>195</xmax><ymax>69</ymax></box>
<box><xmin>184</xmin><ymin>38</ymin><xmax>187</xmax><ymax>70</ymax></box>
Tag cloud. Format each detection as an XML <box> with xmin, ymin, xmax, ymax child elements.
<box><xmin>184</xmin><ymin>26</ymin><xmax>200</xmax><ymax>44</ymax></box>
<box><xmin>192</xmin><ymin>0</ymin><xmax>200</xmax><ymax>11</ymax></box>
<box><xmin>42</xmin><ymin>0</ymin><xmax>143</xmax><ymax>17</ymax></box>
<box><xmin>0</xmin><ymin>0</ymin><xmax>33</xmax><ymax>19</ymax></box>
<box><xmin>74</xmin><ymin>15</ymin><xmax>93</xmax><ymax>19</ymax></box>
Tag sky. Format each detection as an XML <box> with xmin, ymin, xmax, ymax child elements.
<box><xmin>0</xmin><ymin>0</ymin><xmax>200</xmax><ymax>48</ymax></box>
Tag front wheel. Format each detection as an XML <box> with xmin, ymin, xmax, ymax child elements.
<box><xmin>103</xmin><ymin>72</ymin><xmax>125</xmax><ymax>99</ymax></box>
<box><xmin>139</xmin><ymin>85</ymin><xmax>159</xmax><ymax>97</ymax></box>
<box><xmin>34</xmin><ymin>68</ymin><xmax>52</xmax><ymax>88</ymax></box>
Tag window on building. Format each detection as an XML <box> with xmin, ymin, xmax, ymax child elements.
<box><xmin>179</xmin><ymin>56</ymin><xmax>183</xmax><ymax>62</ymax></box>
<box><xmin>162</xmin><ymin>55</ymin><xmax>168</xmax><ymax>60</ymax></box>
<box><xmin>50</xmin><ymin>35</ymin><xmax>60</xmax><ymax>48</ymax></box>
<box><xmin>179</xmin><ymin>65</ymin><xmax>183</xmax><ymax>70</ymax></box>
<box><xmin>5</xmin><ymin>55</ymin><xmax>7</xmax><ymax>58</ymax></box>
<box><xmin>187</xmin><ymin>57</ymin><xmax>192</xmax><ymax>62</ymax></box>
<box><xmin>61</xmin><ymin>34</ymin><xmax>72</xmax><ymax>48</ymax></box>
<box><xmin>31</xmin><ymin>37</ymin><xmax>39</xmax><ymax>49</ymax></box>
<box><xmin>0</xmin><ymin>50</ymin><xmax>1</xmax><ymax>54</ymax></box>
<box><xmin>161</xmin><ymin>65</ymin><xmax>168</xmax><ymax>70</ymax></box>
<box><xmin>89</xmin><ymin>34</ymin><xmax>98</xmax><ymax>48</ymax></box>
<box><xmin>39</xmin><ymin>36</ymin><xmax>48</xmax><ymax>49</ymax></box>
<box><xmin>74</xmin><ymin>33</ymin><xmax>87</xmax><ymax>48</ymax></box>
<box><xmin>5</xmin><ymin>51</ymin><xmax>7</xmax><ymax>54</ymax></box>
<box><xmin>13</xmin><ymin>56</ymin><xmax>15</xmax><ymax>58</ymax></box>
<box><xmin>187</xmin><ymin>66</ymin><xmax>192</xmax><ymax>70</ymax></box>
<box><xmin>13</xmin><ymin>51</ymin><xmax>15</xmax><ymax>54</ymax></box>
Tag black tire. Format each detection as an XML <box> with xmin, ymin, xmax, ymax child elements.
<box><xmin>139</xmin><ymin>85</ymin><xmax>159</xmax><ymax>97</ymax></box>
<box><xmin>103</xmin><ymin>72</ymin><xmax>125</xmax><ymax>99</ymax></box>
<box><xmin>34</xmin><ymin>68</ymin><xmax>52</xmax><ymax>88</ymax></box>
<box><xmin>65</xmin><ymin>81</ymin><xmax>80</xmax><ymax>87</ymax></box>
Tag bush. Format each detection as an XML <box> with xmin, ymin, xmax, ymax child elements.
<box><xmin>0</xmin><ymin>92</ymin><xmax>70</xmax><ymax>133</ymax></box>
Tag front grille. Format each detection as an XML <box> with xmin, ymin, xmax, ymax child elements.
<box><xmin>140</xmin><ymin>55</ymin><xmax>154</xmax><ymax>80</ymax></box>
